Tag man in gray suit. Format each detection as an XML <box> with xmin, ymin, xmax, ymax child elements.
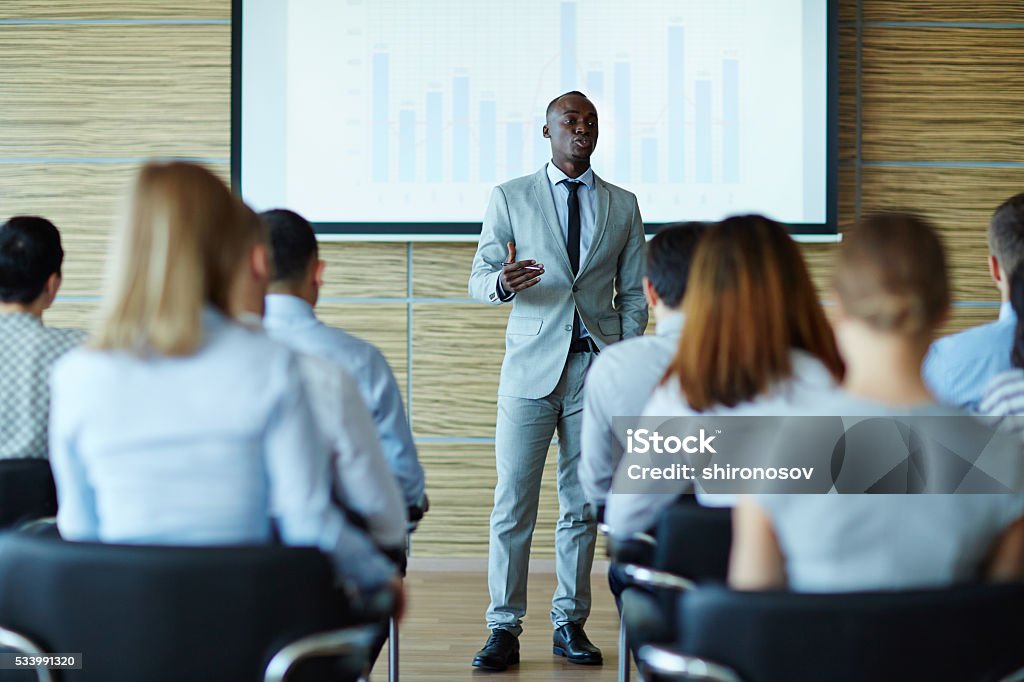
<box><xmin>469</xmin><ymin>91</ymin><xmax>648</xmax><ymax>671</ymax></box>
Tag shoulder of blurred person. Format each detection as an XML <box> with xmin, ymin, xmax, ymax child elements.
<box><xmin>923</xmin><ymin>306</ymin><xmax>1016</xmax><ymax>411</ymax></box>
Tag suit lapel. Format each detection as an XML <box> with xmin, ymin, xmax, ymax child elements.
<box><xmin>579</xmin><ymin>175</ymin><xmax>610</xmax><ymax>276</ymax></box>
<box><xmin>531</xmin><ymin>168</ymin><xmax>572</xmax><ymax>273</ymax></box>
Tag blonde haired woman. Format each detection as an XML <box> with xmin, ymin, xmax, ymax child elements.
<box><xmin>49</xmin><ymin>161</ymin><xmax>397</xmax><ymax>596</ymax></box>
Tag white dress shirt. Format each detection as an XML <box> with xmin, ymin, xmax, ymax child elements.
<box><xmin>495</xmin><ymin>163</ymin><xmax>597</xmax><ymax>342</ymax></box>
<box><xmin>49</xmin><ymin>308</ymin><xmax>394</xmax><ymax>592</ymax></box>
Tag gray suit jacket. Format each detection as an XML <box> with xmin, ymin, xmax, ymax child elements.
<box><xmin>469</xmin><ymin>166</ymin><xmax>648</xmax><ymax>399</ymax></box>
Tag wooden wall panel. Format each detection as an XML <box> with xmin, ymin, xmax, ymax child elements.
<box><xmin>44</xmin><ymin>301</ymin><xmax>98</xmax><ymax>332</ymax></box>
<box><xmin>319</xmin><ymin>243</ymin><xmax>408</xmax><ymax>300</ymax></box>
<box><xmin>0</xmin><ymin>25</ymin><xmax>229</xmax><ymax>158</ymax></box>
<box><xmin>412</xmin><ymin>243</ymin><xmax>477</xmax><ymax>299</ymax></box>
<box><xmin>838</xmin><ymin>26</ymin><xmax>857</xmax><ymax>161</ymax></box>
<box><xmin>415</xmin><ymin>442</ymin><xmax>607</xmax><ymax>559</ymax></box>
<box><xmin>411</xmin><ymin>304</ymin><xmax>508</xmax><ymax>437</ymax></box>
<box><xmin>1</xmin><ymin>1</ymin><xmax>229</xmax><ymax>19</ymax></box>
<box><xmin>859</xmin><ymin>166</ymin><xmax>1024</xmax><ymax>303</ymax></box>
<box><xmin>942</xmin><ymin>307</ymin><xmax>1000</xmax><ymax>337</ymax></box>
<box><xmin>861</xmin><ymin>28</ymin><xmax>1024</xmax><ymax>161</ymax></box>
<box><xmin>315</xmin><ymin>303</ymin><xmax>408</xmax><ymax>398</ymax></box>
<box><xmin>838</xmin><ymin>0</ymin><xmax>856</xmax><ymax>23</ymax></box>
<box><xmin>863</xmin><ymin>1</ymin><xmax>1024</xmax><ymax>22</ymax></box>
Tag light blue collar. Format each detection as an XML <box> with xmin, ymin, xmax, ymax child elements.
<box><xmin>264</xmin><ymin>294</ymin><xmax>317</xmax><ymax>324</ymax></box>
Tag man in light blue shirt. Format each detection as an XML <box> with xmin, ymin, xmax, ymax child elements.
<box><xmin>260</xmin><ymin>209</ymin><xmax>426</xmax><ymax>513</ymax></box>
<box><xmin>924</xmin><ymin>193</ymin><xmax>1024</xmax><ymax>411</ymax></box>
<box><xmin>579</xmin><ymin>222</ymin><xmax>707</xmax><ymax>516</ymax></box>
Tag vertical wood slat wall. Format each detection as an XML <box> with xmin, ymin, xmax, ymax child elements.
<box><xmin>1</xmin><ymin>1</ymin><xmax>1021</xmax><ymax>557</ymax></box>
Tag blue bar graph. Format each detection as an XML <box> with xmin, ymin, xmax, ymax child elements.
<box><xmin>425</xmin><ymin>91</ymin><xmax>442</xmax><ymax>183</ymax></box>
<box><xmin>480</xmin><ymin>100</ymin><xmax>497</xmax><ymax>182</ymax></box>
<box><xmin>534</xmin><ymin>116</ymin><xmax>549</xmax><ymax>170</ymax></box>
<box><xmin>586</xmin><ymin>70</ymin><xmax>604</xmax><ymax>100</ymax></box>
<box><xmin>614</xmin><ymin>61</ymin><xmax>631</xmax><ymax>182</ymax></box>
<box><xmin>642</xmin><ymin>138</ymin><xmax>657</xmax><ymax>183</ymax></box>
<box><xmin>372</xmin><ymin>52</ymin><xmax>389</xmax><ymax>182</ymax></box>
<box><xmin>452</xmin><ymin>75</ymin><xmax>470</xmax><ymax>182</ymax></box>
<box><xmin>506</xmin><ymin>122</ymin><xmax>523</xmax><ymax>179</ymax></box>
<box><xmin>399</xmin><ymin>109</ymin><xmax>415</xmax><ymax>182</ymax></box>
<box><xmin>367</xmin><ymin>7</ymin><xmax>742</xmax><ymax>188</ymax></box>
<box><xmin>561</xmin><ymin>2</ymin><xmax>577</xmax><ymax>90</ymax></box>
<box><xmin>696</xmin><ymin>79</ymin><xmax>712</xmax><ymax>182</ymax></box>
<box><xmin>667</xmin><ymin>27</ymin><xmax>684</xmax><ymax>182</ymax></box>
<box><xmin>723</xmin><ymin>59</ymin><xmax>740</xmax><ymax>183</ymax></box>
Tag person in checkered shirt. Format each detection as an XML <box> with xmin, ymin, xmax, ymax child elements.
<box><xmin>0</xmin><ymin>216</ymin><xmax>85</xmax><ymax>459</ymax></box>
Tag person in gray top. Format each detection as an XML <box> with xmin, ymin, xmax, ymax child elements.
<box><xmin>731</xmin><ymin>214</ymin><xmax>1024</xmax><ymax>592</ymax></box>
<box><xmin>0</xmin><ymin>216</ymin><xmax>85</xmax><ymax>459</ymax></box>
<box><xmin>579</xmin><ymin>222</ymin><xmax>707</xmax><ymax>517</ymax></box>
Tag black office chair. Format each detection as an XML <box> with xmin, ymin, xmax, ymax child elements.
<box><xmin>616</xmin><ymin>504</ymin><xmax>732</xmax><ymax>681</ymax></box>
<box><xmin>0</xmin><ymin>533</ymin><xmax>379</xmax><ymax>682</ymax></box>
<box><xmin>639</xmin><ymin>583</ymin><xmax>1024</xmax><ymax>682</ymax></box>
<box><xmin>0</xmin><ymin>460</ymin><xmax>57</xmax><ymax>529</ymax></box>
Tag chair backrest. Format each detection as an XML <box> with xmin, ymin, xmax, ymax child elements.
<box><xmin>0</xmin><ymin>533</ymin><xmax>344</xmax><ymax>682</ymax></box>
<box><xmin>678</xmin><ymin>583</ymin><xmax>1024</xmax><ymax>682</ymax></box>
<box><xmin>653</xmin><ymin>504</ymin><xmax>732</xmax><ymax>582</ymax></box>
<box><xmin>0</xmin><ymin>460</ymin><xmax>57</xmax><ymax>529</ymax></box>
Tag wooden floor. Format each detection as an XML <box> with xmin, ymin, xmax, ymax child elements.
<box><xmin>373</xmin><ymin>561</ymin><xmax>627</xmax><ymax>681</ymax></box>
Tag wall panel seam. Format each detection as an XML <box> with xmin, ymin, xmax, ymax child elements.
<box><xmin>0</xmin><ymin>19</ymin><xmax>230</xmax><ymax>26</ymax></box>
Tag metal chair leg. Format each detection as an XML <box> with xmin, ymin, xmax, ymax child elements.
<box><xmin>388</xmin><ymin>615</ymin><xmax>399</xmax><ymax>682</ymax></box>
<box><xmin>618</xmin><ymin>614</ymin><xmax>630</xmax><ymax>682</ymax></box>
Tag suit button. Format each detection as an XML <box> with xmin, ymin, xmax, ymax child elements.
<box><xmin>564</xmin><ymin>324</ymin><xmax>572</xmax><ymax>332</ymax></box>
<box><xmin>572</xmin><ymin>285</ymin><xmax>579</xmax><ymax>292</ymax></box>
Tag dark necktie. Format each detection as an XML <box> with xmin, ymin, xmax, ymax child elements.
<box><xmin>566</xmin><ymin>181</ymin><xmax>582</xmax><ymax>276</ymax></box>
<box><xmin>565</xmin><ymin>180</ymin><xmax>582</xmax><ymax>341</ymax></box>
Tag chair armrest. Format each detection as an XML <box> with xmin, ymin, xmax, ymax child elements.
<box><xmin>998</xmin><ymin>666</ymin><xmax>1024</xmax><ymax>682</ymax></box>
<box><xmin>16</xmin><ymin>517</ymin><xmax>58</xmax><ymax>536</ymax></box>
<box><xmin>607</xmin><ymin>530</ymin><xmax>656</xmax><ymax>563</ymax></box>
<box><xmin>622</xmin><ymin>564</ymin><xmax>696</xmax><ymax>592</ymax></box>
<box><xmin>264</xmin><ymin>624</ymin><xmax>378</xmax><ymax>682</ymax></box>
<box><xmin>637</xmin><ymin>644</ymin><xmax>743</xmax><ymax>682</ymax></box>
<box><xmin>0</xmin><ymin>625</ymin><xmax>55</xmax><ymax>682</ymax></box>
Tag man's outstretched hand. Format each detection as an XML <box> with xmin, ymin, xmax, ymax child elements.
<box><xmin>500</xmin><ymin>242</ymin><xmax>544</xmax><ymax>293</ymax></box>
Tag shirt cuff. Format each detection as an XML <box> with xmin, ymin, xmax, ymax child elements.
<box><xmin>495</xmin><ymin>277</ymin><xmax>515</xmax><ymax>302</ymax></box>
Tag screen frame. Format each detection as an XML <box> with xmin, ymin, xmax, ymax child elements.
<box><xmin>231</xmin><ymin>0</ymin><xmax>839</xmax><ymax>240</ymax></box>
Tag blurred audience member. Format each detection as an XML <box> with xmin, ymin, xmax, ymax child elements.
<box><xmin>980</xmin><ymin>267</ymin><xmax>1024</xmax><ymax>438</ymax></box>
<box><xmin>49</xmin><ymin>162</ymin><xmax>398</xmax><ymax>602</ymax></box>
<box><xmin>924</xmin><ymin>193</ymin><xmax>1024</xmax><ymax>410</ymax></box>
<box><xmin>606</xmin><ymin>215</ymin><xmax>843</xmax><ymax>536</ymax></box>
<box><xmin>0</xmin><ymin>216</ymin><xmax>84</xmax><ymax>459</ymax></box>
<box><xmin>261</xmin><ymin>208</ymin><xmax>426</xmax><ymax>514</ymax></box>
<box><xmin>579</xmin><ymin>222</ymin><xmax>707</xmax><ymax>518</ymax></box>
<box><xmin>731</xmin><ymin>213</ymin><xmax>1024</xmax><ymax>592</ymax></box>
<box><xmin>230</xmin><ymin>205</ymin><xmax>408</xmax><ymax>554</ymax></box>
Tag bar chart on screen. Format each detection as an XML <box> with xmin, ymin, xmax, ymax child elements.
<box><xmin>246</xmin><ymin>0</ymin><xmax>826</xmax><ymax>224</ymax></box>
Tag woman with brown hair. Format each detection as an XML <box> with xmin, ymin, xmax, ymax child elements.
<box><xmin>48</xmin><ymin>161</ymin><xmax>398</xmax><ymax>597</ymax></box>
<box><xmin>730</xmin><ymin>213</ymin><xmax>1024</xmax><ymax>591</ymax></box>
<box><xmin>606</xmin><ymin>214</ymin><xmax>844</xmax><ymax>535</ymax></box>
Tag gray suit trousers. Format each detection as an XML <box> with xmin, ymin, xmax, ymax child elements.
<box><xmin>486</xmin><ymin>352</ymin><xmax>598</xmax><ymax>635</ymax></box>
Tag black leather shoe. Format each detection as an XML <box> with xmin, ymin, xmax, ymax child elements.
<box><xmin>552</xmin><ymin>623</ymin><xmax>603</xmax><ymax>665</ymax></box>
<box><xmin>472</xmin><ymin>629</ymin><xmax>520</xmax><ymax>671</ymax></box>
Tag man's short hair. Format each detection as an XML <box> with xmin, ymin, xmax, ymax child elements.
<box><xmin>545</xmin><ymin>90</ymin><xmax>589</xmax><ymax>119</ymax></box>
<box><xmin>988</xmin><ymin>192</ymin><xmax>1024</xmax><ymax>280</ymax></box>
<box><xmin>0</xmin><ymin>216</ymin><xmax>64</xmax><ymax>304</ymax></box>
<box><xmin>261</xmin><ymin>209</ymin><xmax>318</xmax><ymax>285</ymax></box>
<box><xmin>646</xmin><ymin>222</ymin><xmax>709</xmax><ymax>308</ymax></box>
